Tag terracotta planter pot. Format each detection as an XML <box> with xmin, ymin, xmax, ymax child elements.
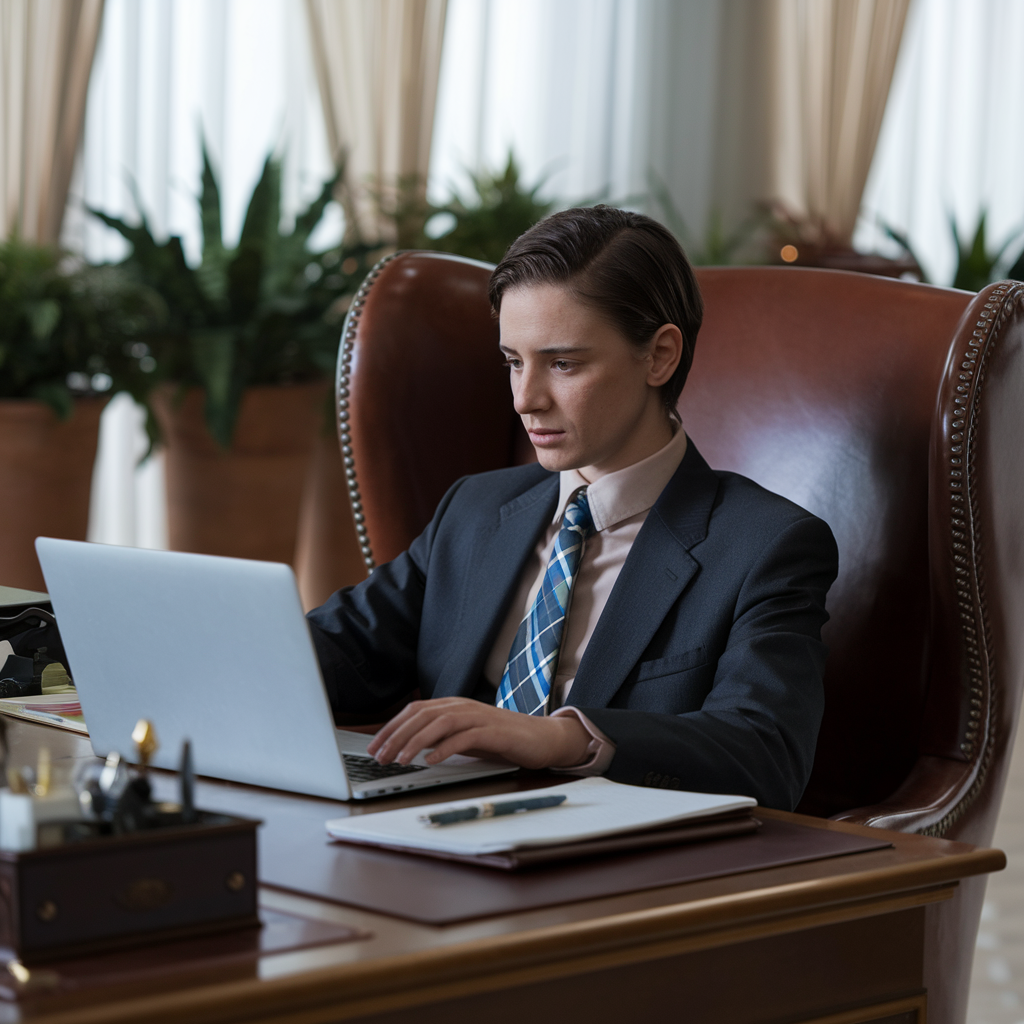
<box><xmin>154</xmin><ymin>384</ymin><xmax>325</xmax><ymax>564</ymax></box>
<box><xmin>0</xmin><ymin>398</ymin><xmax>105</xmax><ymax>591</ymax></box>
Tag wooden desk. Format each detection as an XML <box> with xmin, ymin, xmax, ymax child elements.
<box><xmin>0</xmin><ymin>717</ymin><xmax>1005</xmax><ymax>1024</ymax></box>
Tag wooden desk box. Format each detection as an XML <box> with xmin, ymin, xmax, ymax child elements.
<box><xmin>0</xmin><ymin>812</ymin><xmax>258</xmax><ymax>964</ymax></box>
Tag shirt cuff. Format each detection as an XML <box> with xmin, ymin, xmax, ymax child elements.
<box><xmin>550</xmin><ymin>706</ymin><xmax>617</xmax><ymax>775</ymax></box>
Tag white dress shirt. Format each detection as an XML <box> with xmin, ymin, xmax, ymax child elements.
<box><xmin>483</xmin><ymin>426</ymin><xmax>689</xmax><ymax>772</ymax></box>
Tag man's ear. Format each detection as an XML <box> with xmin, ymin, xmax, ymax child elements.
<box><xmin>647</xmin><ymin>324</ymin><xmax>684</xmax><ymax>388</ymax></box>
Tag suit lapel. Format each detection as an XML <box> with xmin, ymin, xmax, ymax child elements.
<box><xmin>566</xmin><ymin>442</ymin><xmax>721</xmax><ymax>710</ymax></box>
<box><xmin>435</xmin><ymin>473</ymin><xmax>559</xmax><ymax>698</ymax></box>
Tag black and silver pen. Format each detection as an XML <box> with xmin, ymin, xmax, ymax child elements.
<box><xmin>419</xmin><ymin>794</ymin><xmax>567</xmax><ymax>827</ymax></box>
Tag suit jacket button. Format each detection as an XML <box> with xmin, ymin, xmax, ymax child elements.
<box><xmin>670</xmin><ymin>777</ymin><xmax>681</xmax><ymax>790</ymax></box>
<box><xmin>643</xmin><ymin>772</ymin><xmax>656</xmax><ymax>787</ymax></box>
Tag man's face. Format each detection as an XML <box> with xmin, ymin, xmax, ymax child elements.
<box><xmin>499</xmin><ymin>284</ymin><xmax>667</xmax><ymax>478</ymax></box>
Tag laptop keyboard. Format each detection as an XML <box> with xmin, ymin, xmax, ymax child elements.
<box><xmin>343</xmin><ymin>753</ymin><xmax>428</xmax><ymax>783</ymax></box>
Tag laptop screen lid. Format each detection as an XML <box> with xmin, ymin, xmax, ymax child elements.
<box><xmin>35</xmin><ymin>538</ymin><xmax>352</xmax><ymax>801</ymax></box>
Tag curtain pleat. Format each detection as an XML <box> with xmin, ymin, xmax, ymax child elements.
<box><xmin>0</xmin><ymin>0</ymin><xmax>105</xmax><ymax>244</ymax></box>
<box><xmin>305</xmin><ymin>0</ymin><xmax>448</xmax><ymax>243</ymax></box>
<box><xmin>766</xmin><ymin>0</ymin><xmax>910</xmax><ymax>245</ymax></box>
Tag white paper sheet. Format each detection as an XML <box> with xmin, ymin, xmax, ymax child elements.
<box><xmin>325</xmin><ymin>777</ymin><xmax>757</xmax><ymax>856</ymax></box>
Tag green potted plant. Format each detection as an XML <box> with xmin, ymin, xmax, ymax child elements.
<box><xmin>419</xmin><ymin>154</ymin><xmax>554</xmax><ymax>263</ymax></box>
<box><xmin>881</xmin><ymin>212</ymin><xmax>1024</xmax><ymax>289</ymax></box>
<box><xmin>90</xmin><ymin>147</ymin><xmax>378</xmax><ymax>566</ymax></box>
<box><xmin>948</xmin><ymin>213</ymin><xmax>1024</xmax><ymax>291</ymax></box>
<box><xmin>0</xmin><ymin>238</ymin><xmax>161</xmax><ymax>589</ymax></box>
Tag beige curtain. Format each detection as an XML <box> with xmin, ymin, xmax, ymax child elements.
<box><xmin>305</xmin><ymin>0</ymin><xmax>448</xmax><ymax>244</ymax></box>
<box><xmin>766</xmin><ymin>0</ymin><xmax>910</xmax><ymax>246</ymax></box>
<box><xmin>1</xmin><ymin>0</ymin><xmax>104</xmax><ymax>244</ymax></box>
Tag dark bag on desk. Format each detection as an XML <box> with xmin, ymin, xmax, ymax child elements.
<box><xmin>0</xmin><ymin>606</ymin><xmax>70</xmax><ymax>693</ymax></box>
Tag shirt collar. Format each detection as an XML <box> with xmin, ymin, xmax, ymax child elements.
<box><xmin>554</xmin><ymin>426</ymin><xmax>689</xmax><ymax>532</ymax></box>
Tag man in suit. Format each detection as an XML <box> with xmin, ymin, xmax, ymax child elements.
<box><xmin>308</xmin><ymin>206</ymin><xmax>838</xmax><ymax>810</ymax></box>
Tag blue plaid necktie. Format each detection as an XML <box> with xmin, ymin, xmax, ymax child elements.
<box><xmin>496</xmin><ymin>489</ymin><xmax>594</xmax><ymax>715</ymax></box>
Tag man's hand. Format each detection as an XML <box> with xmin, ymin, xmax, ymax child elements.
<box><xmin>365</xmin><ymin>698</ymin><xmax>592</xmax><ymax>770</ymax></box>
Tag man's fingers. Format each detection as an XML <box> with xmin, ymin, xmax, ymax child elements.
<box><xmin>369</xmin><ymin>700</ymin><xmax>449</xmax><ymax>759</ymax></box>
<box><xmin>373</xmin><ymin>705</ymin><xmax>478</xmax><ymax>764</ymax></box>
<box><xmin>371</xmin><ymin>712</ymin><xmax>432</xmax><ymax>762</ymax></box>
<box><xmin>424</xmin><ymin>726</ymin><xmax>495</xmax><ymax>765</ymax></box>
<box><xmin>366</xmin><ymin>700</ymin><xmax>424</xmax><ymax>754</ymax></box>
<box><xmin>368</xmin><ymin>699</ymin><xmax>560</xmax><ymax>770</ymax></box>
<box><xmin>395</xmin><ymin>711</ymin><xmax>484</xmax><ymax>764</ymax></box>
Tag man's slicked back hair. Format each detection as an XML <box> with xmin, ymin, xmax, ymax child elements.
<box><xmin>488</xmin><ymin>206</ymin><xmax>703</xmax><ymax>411</ymax></box>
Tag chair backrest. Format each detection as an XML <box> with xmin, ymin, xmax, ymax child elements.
<box><xmin>341</xmin><ymin>253</ymin><xmax>1024</xmax><ymax>849</ymax></box>
<box><xmin>680</xmin><ymin>269</ymin><xmax>972</xmax><ymax>819</ymax></box>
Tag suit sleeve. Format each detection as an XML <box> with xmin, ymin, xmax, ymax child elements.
<box><xmin>579</xmin><ymin>515</ymin><xmax>838</xmax><ymax>811</ymax></box>
<box><xmin>305</xmin><ymin>478</ymin><xmax>466</xmax><ymax>717</ymax></box>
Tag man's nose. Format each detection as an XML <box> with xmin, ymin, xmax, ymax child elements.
<box><xmin>513</xmin><ymin>364</ymin><xmax>549</xmax><ymax>415</ymax></box>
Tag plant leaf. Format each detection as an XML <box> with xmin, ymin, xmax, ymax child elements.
<box><xmin>969</xmin><ymin>212</ymin><xmax>988</xmax><ymax>267</ymax></box>
<box><xmin>226</xmin><ymin>245</ymin><xmax>264</xmax><ymax>321</ymax></box>
<box><xmin>200</xmin><ymin>140</ymin><xmax>224</xmax><ymax>258</ymax></box>
<box><xmin>953</xmin><ymin>210</ymin><xmax>999</xmax><ymax>291</ymax></box>
<box><xmin>239</xmin><ymin>155</ymin><xmax>280</xmax><ymax>249</ymax></box>
<box><xmin>291</xmin><ymin>168</ymin><xmax>343</xmax><ymax>250</ymax></box>
<box><xmin>190</xmin><ymin>328</ymin><xmax>237</xmax><ymax>448</ymax></box>
<box><xmin>878</xmin><ymin>221</ymin><xmax>930</xmax><ymax>284</ymax></box>
<box><xmin>190</xmin><ymin>328</ymin><xmax>234</xmax><ymax>406</ymax></box>
<box><xmin>225</xmin><ymin>155</ymin><xmax>281</xmax><ymax>318</ymax></box>
<box><xmin>195</xmin><ymin>141</ymin><xmax>230</xmax><ymax>305</ymax></box>
<box><xmin>87</xmin><ymin>207</ymin><xmax>160</xmax><ymax>260</ymax></box>
<box><xmin>26</xmin><ymin>299</ymin><xmax>61</xmax><ymax>340</ymax></box>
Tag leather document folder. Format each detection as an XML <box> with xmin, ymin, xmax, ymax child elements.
<box><xmin>325</xmin><ymin>777</ymin><xmax>758</xmax><ymax>863</ymax></box>
<box><xmin>336</xmin><ymin>811</ymin><xmax>762</xmax><ymax>870</ymax></box>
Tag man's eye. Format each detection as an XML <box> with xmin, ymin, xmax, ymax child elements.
<box><xmin>503</xmin><ymin>358</ymin><xmax>521</xmax><ymax>369</ymax></box>
<box><xmin>554</xmin><ymin>360</ymin><xmax>572</xmax><ymax>371</ymax></box>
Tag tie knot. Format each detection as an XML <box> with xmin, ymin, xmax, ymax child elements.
<box><xmin>563</xmin><ymin>489</ymin><xmax>594</xmax><ymax>537</ymax></box>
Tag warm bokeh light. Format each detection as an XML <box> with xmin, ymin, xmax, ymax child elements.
<box><xmin>780</xmin><ymin>245</ymin><xmax>799</xmax><ymax>263</ymax></box>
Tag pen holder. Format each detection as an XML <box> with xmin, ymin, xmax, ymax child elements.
<box><xmin>0</xmin><ymin>811</ymin><xmax>259</xmax><ymax>964</ymax></box>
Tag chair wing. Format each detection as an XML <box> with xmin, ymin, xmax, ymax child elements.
<box><xmin>338</xmin><ymin>252</ymin><xmax>509</xmax><ymax>572</ymax></box>
<box><xmin>836</xmin><ymin>280</ymin><xmax>1024</xmax><ymax>847</ymax></box>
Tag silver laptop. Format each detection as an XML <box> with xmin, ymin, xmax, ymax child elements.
<box><xmin>35</xmin><ymin>538</ymin><xmax>518</xmax><ymax>800</ymax></box>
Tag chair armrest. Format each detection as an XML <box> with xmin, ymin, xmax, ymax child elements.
<box><xmin>829</xmin><ymin>754</ymin><xmax>979</xmax><ymax>835</ymax></box>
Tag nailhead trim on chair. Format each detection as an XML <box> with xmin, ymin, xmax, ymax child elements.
<box><xmin>921</xmin><ymin>281</ymin><xmax>1024</xmax><ymax>837</ymax></box>
<box><xmin>336</xmin><ymin>251</ymin><xmax>403</xmax><ymax>573</ymax></box>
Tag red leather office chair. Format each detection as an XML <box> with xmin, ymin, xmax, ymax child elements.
<box><xmin>338</xmin><ymin>252</ymin><xmax>1024</xmax><ymax>1024</ymax></box>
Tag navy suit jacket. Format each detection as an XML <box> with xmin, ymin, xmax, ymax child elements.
<box><xmin>307</xmin><ymin>441</ymin><xmax>839</xmax><ymax>810</ymax></box>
